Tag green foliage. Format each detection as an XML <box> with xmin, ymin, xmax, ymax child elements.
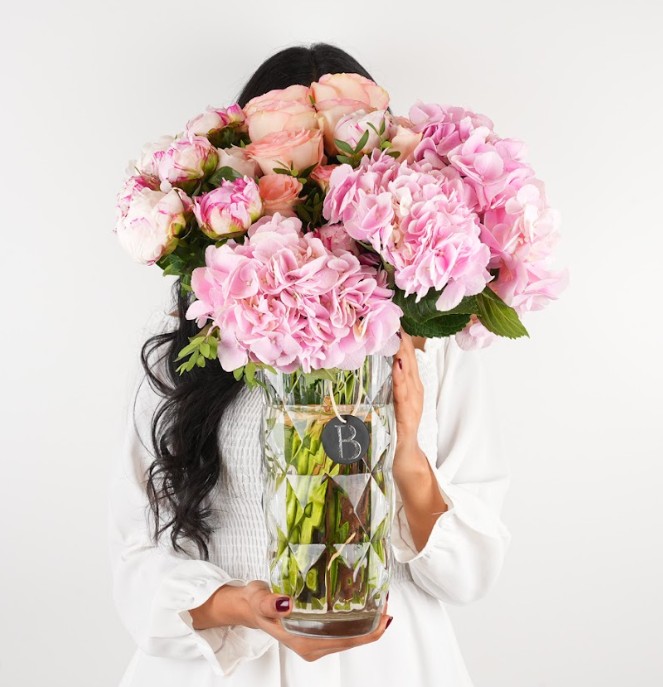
<box><xmin>174</xmin><ymin>325</ymin><xmax>219</xmax><ymax>374</ymax></box>
<box><xmin>207</xmin><ymin>126</ymin><xmax>250</xmax><ymax>149</ymax></box>
<box><xmin>206</xmin><ymin>165</ymin><xmax>242</xmax><ymax>188</ymax></box>
<box><xmin>156</xmin><ymin>228</ymin><xmax>210</xmax><ymax>294</ymax></box>
<box><xmin>394</xmin><ymin>281</ymin><xmax>529</xmax><ymax>340</ymax></box>
<box><xmin>394</xmin><ymin>288</ymin><xmax>474</xmax><ymax>337</ymax></box>
<box><xmin>475</xmin><ymin>288</ymin><xmax>529</xmax><ymax>339</ymax></box>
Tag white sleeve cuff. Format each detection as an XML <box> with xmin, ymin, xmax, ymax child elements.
<box><xmin>152</xmin><ymin>559</ymin><xmax>277</xmax><ymax>676</ymax></box>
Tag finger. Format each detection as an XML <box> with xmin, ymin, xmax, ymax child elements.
<box><xmin>392</xmin><ymin>354</ymin><xmax>408</xmax><ymax>404</ymax></box>
<box><xmin>257</xmin><ymin>591</ymin><xmax>293</xmax><ymax>621</ymax></box>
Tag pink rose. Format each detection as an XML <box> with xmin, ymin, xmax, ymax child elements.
<box><xmin>243</xmin><ymin>84</ymin><xmax>317</xmax><ymax>143</ymax></box>
<box><xmin>215</xmin><ymin>145</ymin><xmax>259</xmax><ymax>178</ymax></box>
<box><xmin>158</xmin><ymin>133</ymin><xmax>219</xmax><ymax>189</ymax></box>
<box><xmin>244</xmin><ymin>129</ymin><xmax>324</xmax><ymax>175</ymax></box>
<box><xmin>258</xmin><ymin>175</ymin><xmax>303</xmax><ymax>217</ymax></box>
<box><xmin>310</xmin><ymin>73</ymin><xmax>389</xmax><ymax>111</ymax></box>
<box><xmin>243</xmin><ymin>84</ymin><xmax>312</xmax><ymax>117</ymax></box>
<box><xmin>311</xmin><ymin>74</ymin><xmax>390</xmax><ymax>155</ymax></box>
<box><xmin>387</xmin><ymin>115</ymin><xmax>423</xmax><ymax>163</ymax></box>
<box><xmin>310</xmin><ymin>164</ymin><xmax>338</xmax><ymax>192</ymax></box>
<box><xmin>185</xmin><ymin>103</ymin><xmax>245</xmax><ymax>137</ymax></box>
<box><xmin>115</xmin><ymin>188</ymin><xmax>192</xmax><ymax>265</ymax></box>
<box><xmin>192</xmin><ymin>177</ymin><xmax>263</xmax><ymax>240</ymax></box>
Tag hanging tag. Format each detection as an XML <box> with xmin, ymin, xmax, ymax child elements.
<box><xmin>321</xmin><ymin>415</ymin><xmax>370</xmax><ymax>465</ymax></box>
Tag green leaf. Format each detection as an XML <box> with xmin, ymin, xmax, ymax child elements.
<box><xmin>379</xmin><ymin>118</ymin><xmax>386</xmax><ymax>135</ymax></box>
<box><xmin>207</xmin><ymin>166</ymin><xmax>241</xmax><ymax>187</ymax></box>
<box><xmin>233</xmin><ymin>367</ymin><xmax>244</xmax><ymax>381</ymax></box>
<box><xmin>354</xmin><ymin>129</ymin><xmax>369</xmax><ymax>152</ymax></box>
<box><xmin>333</xmin><ymin>139</ymin><xmax>355</xmax><ymax>155</ymax></box>
<box><xmin>475</xmin><ymin>288</ymin><xmax>529</xmax><ymax>338</ymax></box>
<box><xmin>401</xmin><ymin>314</ymin><xmax>471</xmax><ymax>338</ymax></box>
<box><xmin>366</xmin><ymin>121</ymin><xmax>380</xmax><ymax>136</ymax></box>
<box><xmin>336</xmin><ymin>154</ymin><xmax>353</xmax><ymax>164</ymax></box>
<box><xmin>385</xmin><ymin>150</ymin><xmax>401</xmax><ymax>159</ymax></box>
<box><xmin>394</xmin><ymin>288</ymin><xmax>478</xmax><ymax>322</ymax></box>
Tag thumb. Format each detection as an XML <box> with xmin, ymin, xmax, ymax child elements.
<box><xmin>257</xmin><ymin>591</ymin><xmax>293</xmax><ymax>620</ymax></box>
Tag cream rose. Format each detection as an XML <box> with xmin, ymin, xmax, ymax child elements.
<box><xmin>244</xmin><ymin>129</ymin><xmax>324</xmax><ymax>175</ymax></box>
<box><xmin>387</xmin><ymin>115</ymin><xmax>423</xmax><ymax>163</ymax></box>
<box><xmin>310</xmin><ymin>73</ymin><xmax>389</xmax><ymax>110</ymax></box>
<box><xmin>245</xmin><ymin>95</ymin><xmax>318</xmax><ymax>143</ymax></box>
<box><xmin>216</xmin><ymin>145</ymin><xmax>259</xmax><ymax>178</ymax></box>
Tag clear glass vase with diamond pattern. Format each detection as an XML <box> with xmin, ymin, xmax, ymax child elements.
<box><xmin>257</xmin><ymin>354</ymin><xmax>395</xmax><ymax>638</ymax></box>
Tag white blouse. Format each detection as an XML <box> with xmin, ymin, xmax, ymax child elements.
<box><xmin>107</xmin><ymin>323</ymin><xmax>512</xmax><ymax>686</ymax></box>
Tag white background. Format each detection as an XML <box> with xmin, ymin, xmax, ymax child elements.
<box><xmin>1</xmin><ymin>1</ymin><xmax>661</xmax><ymax>685</ymax></box>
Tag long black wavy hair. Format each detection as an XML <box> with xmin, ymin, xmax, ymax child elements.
<box><xmin>138</xmin><ymin>43</ymin><xmax>383</xmax><ymax>559</ymax></box>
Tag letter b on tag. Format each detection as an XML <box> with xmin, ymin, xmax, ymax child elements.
<box><xmin>321</xmin><ymin>415</ymin><xmax>370</xmax><ymax>465</ymax></box>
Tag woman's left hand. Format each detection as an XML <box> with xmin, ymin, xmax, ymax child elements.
<box><xmin>392</xmin><ymin>330</ymin><xmax>425</xmax><ymax>456</ymax></box>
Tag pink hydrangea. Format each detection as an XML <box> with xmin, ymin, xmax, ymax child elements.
<box><xmin>408</xmin><ymin>102</ymin><xmax>495</xmax><ymax>164</ymax></box>
<box><xmin>323</xmin><ymin>150</ymin><xmax>492</xmax><ymax>311</ymax></box>
<box><xmin>455</xmin><ymin>179</ymin><xmax>569</xmax><ymax>350</ymax></box>
<box><xmin>186</xmin><ymin>213</ymin><xmax>402</xmax><ymax>373</ymax></box>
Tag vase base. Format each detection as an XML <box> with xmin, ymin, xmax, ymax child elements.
<box><xmin>282</xmin><ymin>611</ymin><xmax>380</xmax><ymax>638</ymax></box>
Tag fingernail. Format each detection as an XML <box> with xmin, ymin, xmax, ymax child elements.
<box><xmin>275</xmin><ymin>597</ymin><xmax>290</xmax><ymax>612</ymax></box>
<box><xmin>397</xmin><ymin>358</ymin><xmax>403</xmax><ymax>370</ymax></box>
<box><xmin>386</xmin><ymin>615</ymin><xmax>393</xmax><ymax>629</ymax></box>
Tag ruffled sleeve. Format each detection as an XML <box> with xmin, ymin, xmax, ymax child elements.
<box><xmin>106</xmin><ymin>320</ymin><xmax>275</xmax><ymax>675</ymax></box>
<box><xmin>390</xmin><ymin>335</ymin><xmax>512</xmax><ymax>605</ymax></box>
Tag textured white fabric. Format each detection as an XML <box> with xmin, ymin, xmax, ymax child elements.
<box><xmin>107</xmin><ymin>329</ymin><xmax>511</xmax><ymax>686</ymax></box>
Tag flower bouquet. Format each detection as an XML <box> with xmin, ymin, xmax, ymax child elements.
<box><xmin>114</xmin><ymin>72</ymin><xmax>568</xmax><ymax>637</ymax></box>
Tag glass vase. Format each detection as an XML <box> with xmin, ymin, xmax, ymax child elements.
<box><xmin>257</xmin><ymin>355</ymin><xmax>395</xmax><ymax>638</ymax></box>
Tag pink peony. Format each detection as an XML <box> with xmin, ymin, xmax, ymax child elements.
<box><xmin>115</xmin><ymin>187</ymin><xmax>192</xmax><ymax>265</ymax></box>
<box><xmin>244</xmin><ymin>128</ymin><xmax>324</xmax><ymax>175</ymax></box>
<box><xmin>185</xmin><ymin>103</ymin><xmax>245</xmax><ymax>137</ymax></box>
<box><xmin>185</xmin><ymin>213</ymin><xmax>402</xmax><ymax>373</ymax></box>
<box><xmin>192</xmin><ymin>176</ymin><xmax>262</xmax><ymax>240</ymax></box>
<box><xmin>258</xmin><ymin>174</ymin><xmax>303</xmax><ymax>217</ymax></box>
<box><xmin>115</xmin><ymin>174</ymin><xmax>159</xmax><ymax>222</ymax></box>
<box><xmin>157</xmin><ymin>133</ymin><xmax>219</xmax><ymax>188</ymax></box>
<box><xmin>132</xmin><ymin>135</ymin><xmax>175</xmax><ymax>179</ymax></box>
<box><xmin>333</xmin><ymin>109</ymin><xmax>389</xmax><ymax>156</ymax></box>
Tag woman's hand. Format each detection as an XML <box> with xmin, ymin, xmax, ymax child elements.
<box><xmin>391</xmin><ymin>330</ymin><xmax>449</xmax><ymax>550</ymax></box>
<box><xmin>190</xmin><ymin>581</ymin><xmax>392</xmax><ymax>662</ymax></box>
<box><xmin>392</xmin><ymin>330</ymin><xmax>426</xmax><ymax>471</ymax></box>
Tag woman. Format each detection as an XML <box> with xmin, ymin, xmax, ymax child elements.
<box><xmin>108</xmin><ymin>43</ymin><xmax>512</xmax><ymax>687</ymax></box>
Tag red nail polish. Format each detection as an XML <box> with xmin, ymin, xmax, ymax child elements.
<box><xmin>275</xmin><ymin>597</ymin><xmax>290</xmax><ymax>612</ymax></box>
<box><xmin>397</xmin><ymin>358</ymin><xmax>403</xmax><ymax>370</ymax></box>
<box><xmin>386</xmin><ymin>616</ymin><xmax>393</xmax><ymax>629</ymax></box>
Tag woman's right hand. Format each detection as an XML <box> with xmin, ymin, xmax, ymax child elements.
<box><xmin>191</xmin><ymin>580</ymin><xmax>393</xmax><ymax>663</ymax></box>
